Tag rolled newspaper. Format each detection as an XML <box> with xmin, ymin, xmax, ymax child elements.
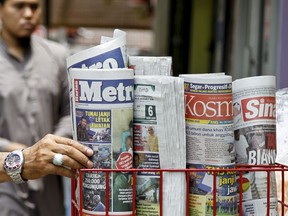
<box><xmin>133</xmin><ymin>75</ymin><xmax>186</xmax><ymax>216</ymax></box>
<box><xmin>70</xmin><ymin>68</ymin><xmax>134</xmax><ymax>215</ymax></box>
<box><xmin>232</xmin><ymin>76</ymin><xmax>278</xmax><ymax>216</ymax></box>
<box><xmin>180</xmin><ymin>73</ymin><xmax>235</xmax><ymax>216</ymax></box>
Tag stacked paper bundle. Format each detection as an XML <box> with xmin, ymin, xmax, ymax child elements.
<box><xmin>274</xmin><ymin>87</ymin><xmax>288</xmax><ymax>216</ymax></box>
<box><xmin>180</xmin><ymin>74</ymin><xmax>238</xmax><ymax>216</ymax></box>
<box><xmin>233</xmin><ymin>76</ymin><xmax>278</xmax><ymax>216</ymax></box>
<box><xmin>276</xmin><ymin>88</ymin><xmax>288</xmax><ymax>166</ymax></box>
<box><xmin>128</xmin><ymin>56</ymin><xmax>172</xmax><ymax>76</ymax></box>
<box><xmin>133</xmin><ymin>75</ymin><xmax>186</xmax><ymax>216</ymax></box>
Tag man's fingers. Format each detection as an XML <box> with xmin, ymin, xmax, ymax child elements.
<box><xmin>50</xmin><ymin>134</ymin><xmax>93</xmax><ymax>156</ymax></box>
<box><xmin>53</xmin><ymin>166</ymin><xmax>79</xmax><ymax>179</ymax></box>
<box><xmin>56</xmin><ymin>154</ymin><xmax>90</xmax><ymax>170</ymax></box>
<box><xmin>51</xmin><ymin>145</ymin><xmax>94</xmax><ymax>168</ymax></box>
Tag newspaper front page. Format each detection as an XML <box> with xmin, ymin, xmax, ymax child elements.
<box><xmin>70</xmin><ymin>68</ymin><xmax>134</xmax><ymax>216</ymax></box>
<box><xmin>232</xmin><ymin>76</ymin><xmax>278</xmax><ymax>216</ymax></box>
<box><xmin>180</xmin><ymin>74</ymin><xmax>234</xmax><ymax>165</ymax></box>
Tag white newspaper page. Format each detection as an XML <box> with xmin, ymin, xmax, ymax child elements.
<box><xmin>71</xmin><ymin>68</ymin><xmax>134</xmax><ymax>215</ymax></box>
<box><xmin>128</xmin><ymin>56</ymin><xmax>172</xmax><ymax>76</ymax></box>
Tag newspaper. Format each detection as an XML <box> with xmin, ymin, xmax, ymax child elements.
<box><xmin>276</xmin><ymin>88</ymin><xmax>288</xmax><ymax>165</ymax></box>
<box><xmin>133</xmin><ymin>75</ymin><xmax>186</xmax><ymax>216</ymax></box>
<box><xmin>128</xmin><ymin>56</ymin><xmax>172</xmax><ymax>76</ymax></box>
<box><xmin>66</xmin><ymin>29</ymin><xmax>128</xmax><ymax>144</ymax></box>
<box><xmin>188</xmin><ymin>163</ymin><xmax>238</xmax><ymax>216</ymax></box>
<box><xmin>275</xmin><ymin>88</ymin><xmax>288</xmax><ymax>216</ymax></box>
<box><xmin>70</xmin><ymin>68</ymin><xmax>134</xmax><ymax>215</ymax></box>
<box><xmin>232</xmin><ymin>76</ymin><xmax>278</xmax><ymax>216</ymax></box>
<box><xmin>67</xmin><ymin>29</ymin><xmax>127</xmax><ymax>69</ymax></box>
<box><xmin>179</xmin><ymin>74</ymin><xmax>234</xmax><ymax>165</ymax></box>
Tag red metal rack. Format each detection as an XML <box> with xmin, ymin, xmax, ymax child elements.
<box><xmin>71</xmin><ymin>163</ymin><xmax>288</xmax><ymax>216</ymax></box>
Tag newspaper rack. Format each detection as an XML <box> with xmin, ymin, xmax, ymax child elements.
<box><xmin>71</xmin><ymin>163</ymin><xmax>288</xmax><ymax>216</ymax></box>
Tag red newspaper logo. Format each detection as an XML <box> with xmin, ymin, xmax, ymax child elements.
<box><xmin>185</xmin><ymin>93</ymin><xmax>232</xmax><ymax>121</ymax></box>
<box><xmin>241</xmin><ymin>96</ymin><xmax>275</xmax><ymax>122</ymax></box>
<box><xmin>116</xmin><ymin>152</ymin><xmax>133</xmax><ymax>169</ymax></box>
<box><xmin>74</xmin><ymin>79</ymin><xmax>79</xmax><ymax>102</ymax></box>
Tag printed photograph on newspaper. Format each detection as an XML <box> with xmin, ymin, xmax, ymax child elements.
<box><xmin>81</xmin><ymin>171</ymin><xmax>110</xmax><ymax>213</ymax></box>
<box><xmin>188</xmin><ymin>164</ymin><xmax>238</xmax><ymax>216</ymax></box>
<box><xmin>135</xmin><ymin>176</ymin><xmax>160</xmax><ymax>216</ymax></box>
<box><xmin>234</xmin><ymin>125</ymin><xmax>276</xmax><ymax>165</ymax></box>
<box><xmin>75</xmin><ymin>109</ymin><xmax>111</xmax><ymax>143</ymax></box>
<box><xmin>189</xmin><ymin>194</ymin><xmax>238</xmax><ymax>216</ymax></box>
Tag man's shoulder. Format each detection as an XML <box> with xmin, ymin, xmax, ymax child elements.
<box><xmin>32</xmin><ymin>35</ymin><xmax>68</xmax><ymax>58</ymax></box>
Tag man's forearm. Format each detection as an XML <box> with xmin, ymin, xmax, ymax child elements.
<box><xmin>0</xmin><ymin>152</ymin><xmax>12</xmax><ymax>183</ymax></box>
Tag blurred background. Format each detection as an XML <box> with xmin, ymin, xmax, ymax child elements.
<box><xmin>39</xmin><ymin>0</ymin><xmax>288</xmax><ymax>87</ymax></box>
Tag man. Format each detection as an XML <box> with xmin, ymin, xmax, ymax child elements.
<box><xmin>234</xmin><ymin>129</ymin><xmax>249</xmax><ymax>164</ymax></box>
<box><xmin>93</xmin><ymin>194</ymin><xmax>105</xmax><ymax>212</ymax></box>
<box><xmin>0</xmin><ymin>0</ymin><xmax>72</xmax><ymax>215</ymax></box>
<box><xmin>251</xmin><ymin>129</ymin><xmax>266</xmax><ymax>150</ymax></box>
<box><xmin>77</xmin><ymin>116</ymin><xmax>90</xmax><ymax>141</ymax></box>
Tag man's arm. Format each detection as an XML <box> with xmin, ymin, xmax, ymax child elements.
<box><xmin>0</xmin><ymin>134</ymin><xmax>94</xmax><ymax>183</ymax></box>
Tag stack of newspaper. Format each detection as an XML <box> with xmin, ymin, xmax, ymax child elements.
<box><xmin>180</xmin><ymin>73</ymin><xmax>238</xmax><ymax>215</ymax></box>
<box><xmin>276</xmin><ymin>88</ymin><xmax>288</xmax><ymax>216</ymax></box>
<box><xmin>232</xmin><ymin>76</ymin><xmax>278</xmax><ymax>216</ymax></box>
<box><xmin>133</xmin><ymin>75</ymin><xmax>186</xmax><ymax>216</ymax></box>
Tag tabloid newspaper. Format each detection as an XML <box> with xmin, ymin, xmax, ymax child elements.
<box><xmin>133</xmin><ymin>76</ymin><xmax>186</xmax><ymax>216</ymax></box>
<box><xmin>232</xmin><ymin>76</ymin><xmax>278</xmax><ymax>216</ymax></box>
<box><xmin>66</xmin><ymin>29</ymin><xmax>128</xmax><ymax>144</ymax></box>
<box><xmin>71</xmin><ymin>68</ymin><xmax>134</xmax><ymax>216</ymax></box>
<box><xmin>180</xmin><ymin>74</ymin><xmax>235</xmax><ymax>216</ymax></box>
<box><xmin>67</xmin><ymin>29</ymin><xmax>136</xmax><ymax>215</ymax></box>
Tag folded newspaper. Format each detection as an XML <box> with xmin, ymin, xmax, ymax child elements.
<box><xmin>232</xmin><ymin>76</ymin><xmax>278</xmax><ymax>216</ymax></box>
<box><xmin>133</xmin><ymin>75</ymin><xmax>186</xmax><ymax>216</ymax></box>
<box><xmin>67</xmin><ymin>29</ymin><xmax>127</xmax><ymax>70</ymax></box>
<box><xmin>70</xmin><ymin>68</ymin><xmax>134</xmax><ymax>215</ymax></box>
<box><xmin>67</xmin><ymin>29</ymin><xmax>136</xmax><ymax>215</ymax></box>
<box><xmin>180</xmin><ymin>73</ymin><xmax>236</xmax><ymax>215</ymax></box>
